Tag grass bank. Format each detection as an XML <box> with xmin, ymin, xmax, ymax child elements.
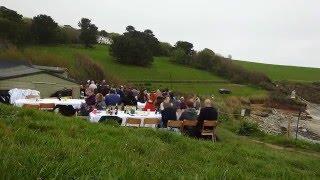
<box><xmin>234</xmin><ymin>60</ymin><xmax>320</xmax><ymax>82</ymax></box>
<box><xmin>1</xmin><ymin>104</ymin><xmax>320</xmax><ymax>179</ymax></box>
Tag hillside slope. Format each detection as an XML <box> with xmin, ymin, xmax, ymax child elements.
<box><xmin>0</xmin><ymin>104</ymin><xmax>320</xmax><ymax>179</ymax></box>
<box><xmin>23</xmin><ymin>45</ymin><xmax>266</xmax><ymax>96</ymax></box>
<box><xmin>234</xmin><ymin>60</ymin><xmax>320</xmax><ymax>82</ymax></box>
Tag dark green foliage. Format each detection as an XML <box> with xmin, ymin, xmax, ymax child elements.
<box><xmin>99</xmin><ymin>30</ymin><xmax>108</xmax><ymax>37</ymax></box>
<box><xmin>59</xmin><ymin>25</ymin><xmax>80</xmax><ymax>44</ymax></box>
<box><xmin>175</xmin><ymin>41</ymin><xmax>194</xmax><ymax>55</ymax></box>
<box><xmin>193</xmin><ymin>48</ymin><xmax>215</xmax><ymax>70</ymax></box>
<box><xmin>170</xmin><ymin>42</ymin><xmax>272</xmax><ymax>88</ymax></box>
<box><xmin>159</xmin><ymin>42</ymin><xmax>173</xmax><ymax>56</ymax></box>
<box><xmin>110</xmin><ymin>26</ymin><xmax>161</xmax><ymax>66</ymax></box>
<box><xmin>78</xmin><ymin>18</ymin><xmax>98</xmax><ymax>48</ymax></box>
<box><xmin>170</xmin><ymin>48</ymin><xmax>191</xmax><ymax>64</ymax></box>
<box><xmin>31</xmin><ymin>14</ymin><xmax>59</xmax><ymax>44</ymax></box>
<box><xmin>237</xmin><ymin>121</ymin><xmax>261</xmax><ymax>136</ymax></box>
<box><xmin>0</xmin><ymin>6</ymin><xmax>28</xmax><ymax>45</ymax></box>
<box><xmin>0</xmin><ymin>6</ymin><xmax>22</xmax><ymax>22</ymax></box>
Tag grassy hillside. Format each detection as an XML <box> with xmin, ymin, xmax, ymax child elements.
<box><xmin>234</xmin><ymin>60</ymin><xmax>320</xmax><ymax>82</ymax></box>
<box><xmin>1</xmin><ymin>104</ymin><xmax>320</xmax><ymax>179</ymax></box>
<box><xmin>23</xmin><ymin>45</ymin><xmax>266</xmax><ymax>96</ymax></box>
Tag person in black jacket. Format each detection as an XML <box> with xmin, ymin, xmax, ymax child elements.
<box><xmin>196</xmin><ymin>99</ymin><xmax>218</xmax><ymax>137</ymax></box>
<box><xmin>161</xmin><ymin>102</ymin><xmax>177</xmax><ymax>128</ymax></box>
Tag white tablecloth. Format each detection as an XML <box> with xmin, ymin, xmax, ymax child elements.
<box><xmin>89</xmin><ymin>110</ymin><xmax>161</xmax><ymax>127</ymax></box>
<box><xmin>14</xmin><ymin>98</ymin><xmax>85</xmax><ymax>109</ymax></box>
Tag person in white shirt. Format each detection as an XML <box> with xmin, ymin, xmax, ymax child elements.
<box><xmin>89</xmin><ymin>81</ymin><xmax>97</xmax><ymax>90</ymax></box>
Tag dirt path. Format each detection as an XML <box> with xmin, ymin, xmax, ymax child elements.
<box><xmin>250</xmin><ymin>139</ymin><xmax>320</xmax><ymax>158</ymax></box>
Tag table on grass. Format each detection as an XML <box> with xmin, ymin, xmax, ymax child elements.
<box><xmin>89</xmin><ymin>110</ymin><xmax>162</xmax><ymax>127</ymax></box>
<box><xmin>14</xmin><ymin>98</ymin><xmax>85</xmax><ymax>109</ymax></box>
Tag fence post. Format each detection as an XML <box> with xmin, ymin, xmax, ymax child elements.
<box><xmin>295</xmin><ymin>110</ymin><xmax>302</xmax><ymax>140</ymax></box>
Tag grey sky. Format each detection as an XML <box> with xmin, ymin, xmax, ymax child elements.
<box><xmin>2</xmin><ymin>0</ymin><xmax>320</xmax><ymax>68</ymax></box>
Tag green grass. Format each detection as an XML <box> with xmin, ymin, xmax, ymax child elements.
<box><xmin>26</xmin><ymin>45</ymin><xmax>224</xmax><ymax>81</ymax></box>
<box><xmin>148</xmin><ymin>83</ymin><xmax>266</xmax><ymax>97</ymax></box>
<box><xmin>24</xmin><ymin>45</ymin><xmax>266</xmax><ymax>96</ymax></box>
<box><xmin>234</xmin><ymin>60</ymin><xmax>320</xmax><ymax>82</ymax></box>
<box><xmin>1</xmin><ymin>104</ymin><xmax>320</xmax><ymax>179</ymax></box>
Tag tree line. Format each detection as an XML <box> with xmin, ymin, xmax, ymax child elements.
<box><xmin>0</xmin><ymin>6</ymin><xmax>272</xmax><ymax>88</ymax></box>
<box><xmin>0</xmin><ymin>6</ymin><xmax>102</xmax><ymax>47</ymax></box>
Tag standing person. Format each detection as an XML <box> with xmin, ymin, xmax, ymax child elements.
<box><xmin>89</xmin><ymin>81</ymin><xmax>97</xmax><ymax>90</ymax></box>
<box><xmin>196</xmin><ymin>99</ymin><xmax>218</xmax><ymax>138</ymax></box>
<box><xmin>100</xmin><ymin>80</ymin><xmax>109</xmax><ymax>96</ymax></box>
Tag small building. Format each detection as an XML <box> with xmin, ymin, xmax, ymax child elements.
<box><xmin>0</xmin><ymin>60</ymin><xmax>80</xmax><ymax>100</ymax></box>
<box><xmin>97</xmin><ymin>36</ymin><xmax>112</xmax><ymax>45</ymax></box>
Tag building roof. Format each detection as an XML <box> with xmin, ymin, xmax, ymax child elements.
<box><xmin>0</xmin><ymin>60</ymin><xmax>77</xmax><ymax>83</ymax></box>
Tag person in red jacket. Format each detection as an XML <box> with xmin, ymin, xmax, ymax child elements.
<box><xmin>144</xmin><ymin>94</ymin><xmax>156</xmax><ymax>111</ymax></box>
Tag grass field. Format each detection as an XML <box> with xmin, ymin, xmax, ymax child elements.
<box><xmin>1</xmin><ymin>104</ymin><xmax>320</xmax><ymax>179</ymax></box>
<box><xmin>234</xmin><ymin>60</ymin><xmax>320</xmax><ymax>82</ymax></box>
<box><xmin>23</xmin><ymin>45</ymin><xmax>266</xmax><ymax>96</ymax></box>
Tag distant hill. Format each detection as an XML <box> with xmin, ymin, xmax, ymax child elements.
<box><xmin>23</xmin><ymin>45</ymin><xmax>266</xmax><ymax>97</ymax></box>
<box><xmin>234</xmin><ymin>60</ymin><xmax>320</xmax><ymax>82</ymax></box>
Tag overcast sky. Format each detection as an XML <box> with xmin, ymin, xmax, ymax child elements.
<box><xmin>2</xmin><ymin>0</ymin><xmax>320</xmax><ymax>68</ymax></box>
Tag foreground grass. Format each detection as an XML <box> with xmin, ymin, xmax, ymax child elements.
<box><xmin>24</xmin><ymin>45</ymin><xmax>266</xmax><ymax>96</ymax></box>
<box><xmin>1</xmin><ymin>104</ymin><xmax>320</xmax><ymax>179</ymax></box>
<box><xmin>234</xmin><ymin>60</ymin><xmax>320</xmax><ymax>82</ymax></box>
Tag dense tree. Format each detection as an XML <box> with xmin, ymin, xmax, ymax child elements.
<box><xmin>0</xmin><ymin>6</ymin><xmax>22</xmax><ymax>22</ymax></box>
<box><xmin>99</xmin><ymin>30</ymin><xmax>108</xmax><ymax>37</ymax></box>
<box><xmin>78</xmin><ymin>18</ymin><xmax>98</xmax><ymax>48</ymax></box>
<box><xmin>175</xmin><ymin>41</ymin><xmax>194</xmax><ymax>55</ymax></box>
<box><xmin>110</xmin><ymin>27</ymin><xmax>163</xmax><ymax>66</ymax></box>
<box><xmin>60</xmin><ymin>25</ymin><xmax>80</xmax><ymax>44</ymax></box>
<box><xmin>159</xmin><ymin>42</ymin><xmax>173</xmax><ymax>56</ymax></box>
<box><xmin>126</xmin><ymin>25</ymin><xmax>135</xmax><ymax>32</ymax></box>
<box><xmin>194</xmin><ymin>48</ymin><xmax>216</xmax><ymax>70</ymax></box>
<box><xmin>31</xmin><ymin>14</ymin><xmax>58</xmax><ymax>44</ymax></box>
<box><xmin>0</xmin><ymin>6</ymin><xmax>26</xmax><ymax>45</ymax></box>
<box><xmin>110</xmin><ymin>35</ymin><xmax>153</xmax><ymax>66</ymax></box>
<box><xmin>170</xmin><ymin>48</ymin><xmax>191</xmax><ymax>65</ymax></box>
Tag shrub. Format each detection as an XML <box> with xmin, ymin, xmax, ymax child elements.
<box><xmin>74</xmin><ymin>53</ymin><xmax>106</xmax><ymax>81</ymax></box>
<box><xmin>237</xmin><ymin>121</ymin><xmax>261</xmax><ymax>136</ymax></box>
<box><xmin>170</xmin><ymin>48</ymin><xmax>191</xmax><ymax>65</ymax></box>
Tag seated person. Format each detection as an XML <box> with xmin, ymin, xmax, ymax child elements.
<box><xmin>196</xmin><ymin>99</ymin><xmax>218</xmax><ymax>138</ymax></box>
<box><xmin>179</xmin><ymin>100</ymin><xmax>198</xmax><ymax>137</ymax></box>
<box><xmin>161</xmin><ymin>102</ymin><xmax>177</xmax><ymax>128</ymax></box>
<box><xmin>105</xmin><ymin>89</ymin><xmax>121</xmax><ymax>106</ymax></box>
<box><xmin>144</xmin><ymin>94</ymin><xmax>156</xmax><ymax>111</ymax></box>
<box><xmin>95</xmin><ymin>93</ymin><xmax>106</xmax><ymax>110</ymax></box>
<box><xmin>80</xmin><ymin>88</ymin><xmax>96</xmax><ymax>116</ymax></box>
<box><xmin>179</xmin><ymin>100</ymin><xmax>198</xmax><ymax>121</ymax></box>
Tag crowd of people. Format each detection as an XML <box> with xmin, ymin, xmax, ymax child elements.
<box><xmin>80</xmin><ymin>80</ymin><xmax>218</xmax><ymax>138</ymax></box>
